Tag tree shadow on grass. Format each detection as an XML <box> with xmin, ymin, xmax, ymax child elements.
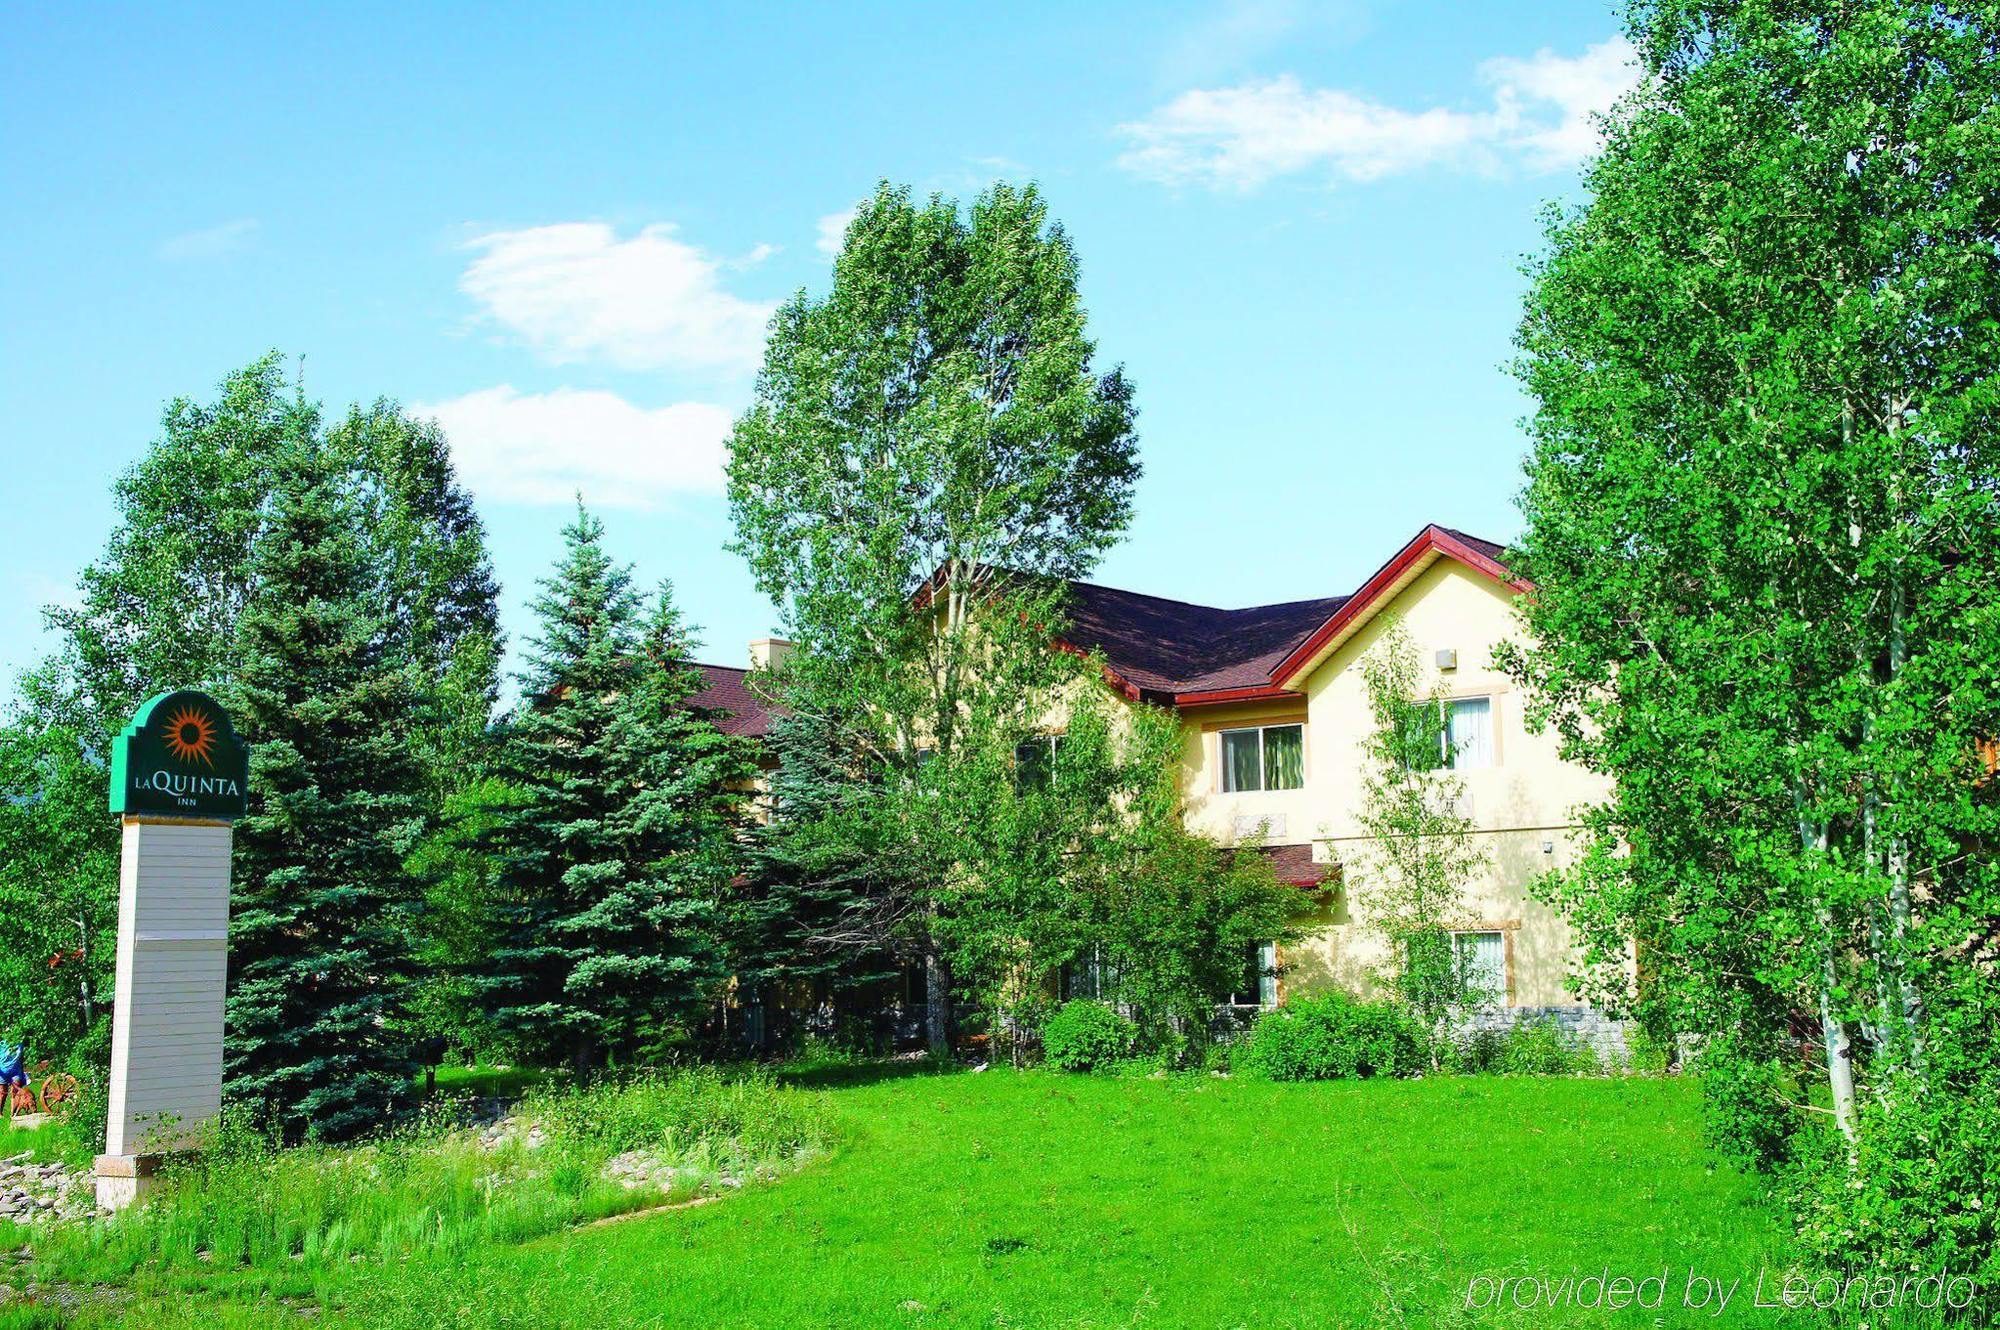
<box><xmin>774</xmin><ymin>1056</ymin><xmax>967</xmax><ymax>1091</ymax></box>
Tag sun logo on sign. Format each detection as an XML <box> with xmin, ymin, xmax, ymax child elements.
<box><xmin>163</xmin><ymin>704</ymin><xmax>218</xmax><ymax>767</ymax></box>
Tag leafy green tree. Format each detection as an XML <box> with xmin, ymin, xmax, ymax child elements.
<box><xmin>4</xmin><ymin>358</ymin><xmax>501</xmax><ymax>1059</ymax></box>
<box><xmin>225</xmin><ymin>446</ymin><xmax>429</xmax><ymax>1139</ymax></box>
<box><xmin>474</xmin><ymin>506</ymin><xmax>753</xmax><ymax>1077</ymax></box>
<box><xmin>727</xmin><ymin>181</ymin><xmax>1141</xmax><ymax>1049</ymax></box>
<box><xmin>1354</xmin><ymin>625</ymin><xmax>1491</xmax><ymax>1058</ymax></box>
<box><xmin>1505</xmin><ymin>0</ymin><xmax>2000</xmax><ymax>1282</ymax></box>
<box><xmin>327</xmin><ymin>399</ymin><xmax>503</xmax><ymax>795</ymax></box>
<box><xmin>0</xmin><ymin>720</ymin><xmax>115</xmax><ymax>1059</ymax></box>
<box><xmin>41</xmin><ymin>357</ymin><xmax>498</xmax><ymax>752</ymax></box>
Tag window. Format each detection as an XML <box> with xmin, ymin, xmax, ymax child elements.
<box><xmin>1062</xmin><ymin>944</ymin><xmax>1119</xmax><ymax>1001</ymax></box>
<box><xmin>1014</xmin><ymin>735</ymin><xmax>1065</xmax><ymax>790</ymax></box>
<box><xmin>1453</xmin><ymin>930</ymin><xmax>1506</xmax><ymax>1001</ymax></box>
<box><xmin>1443</xmin><ymin>697</ymin><xmax>1492</xmax><ymax>769</ymax></box>
<box><xmin>1226</xmin><ymin>941</ymin><xmax>1279</xmax><ymax>1007</ymax></box>
<box><xmin>1220</xmin><ymin>724</ymin><xmax>1304</xmax><ymax>792</ymax></box>
<box><xmin>1400</xmin><ymin>697</ymin><xmax>1494</xmax><ymax>771</ymax></box>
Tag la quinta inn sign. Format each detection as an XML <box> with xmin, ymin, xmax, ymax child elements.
<box><xmin>98</xmin><ymin>690</ymin><xmax>248</xmax><ymax>1209</ymax></box>
<box><xmin>109</xmin><ymin>690</ymin><xmax>249</xmax><ymax>819</ymax></box>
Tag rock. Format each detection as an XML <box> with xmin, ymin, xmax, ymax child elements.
<box><xmin>0</xmin><ymin>1284</ymin><xmax>15</xmax><ymax>1304</ymax></box>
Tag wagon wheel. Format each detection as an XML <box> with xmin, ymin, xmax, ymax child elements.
<box><xmin>37</xmin><ymin>1073</ymin><xmax>81</xmax><ymax>1118</ymax></box>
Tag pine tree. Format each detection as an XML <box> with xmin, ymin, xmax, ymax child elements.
<box><xmin>475</xmin><ymin>506</ymin><xmax>751</xmax><ymax>1076</ymax></box>
<box><xmin>225</xmin><ymin>445</ymin><xmax>428</xmax><ymax>1140</ymax></box>
<box><xmin>729</xmin><ymin>707</ymin><xmax>908</xmax><ymax>1041</ymax></box>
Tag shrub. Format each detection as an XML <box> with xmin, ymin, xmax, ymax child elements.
<box><xmin>1448</xmin><ymin>1017</ymin><xmax>1600</xmax><ymax>1076</ymax></box>
<box><xmin>1237</xmin><ymin>993</ymin><xmax>1426</xmax><ymax>1081</ymax></box>
<box><xmin>1781</xmin><ymin>1068</ymin><xmax>1999</xmax><ymax>1306</ymax></box>
<box><xmin>1498</xmin><ymin>1017</ymin><xmax>1600</xmax><ymax>1075</ymax></box>
<box><xmin>1041</xmin><ymin>1000</ymin><xmax>1136</xmax><ymax>1073</ymax></box>
<box><xmin>1621</xmin><ymin>1025</ymin><xmax>1673</xmax><ymax>1074</ymax></box>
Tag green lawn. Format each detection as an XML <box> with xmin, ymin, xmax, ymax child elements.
<box><xmin>21</xmin><ymin>1068</ymin><xmax>1852</xmax><ymax>1329</ymax></box>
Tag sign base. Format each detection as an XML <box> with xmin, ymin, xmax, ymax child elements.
<box><xmin>93</xmin><ymin>1153</ymin><xmax>164</xmax><ymax>1212</ymax></box>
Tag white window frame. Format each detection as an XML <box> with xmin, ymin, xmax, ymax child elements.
<box><xmin>1219</xmin><ymin>723</ymin><xmax>1305</xmax><ymax>793</ymax></box>
<box><xmin>1225</xmin><ymin>941</ymin><xmax>1279</xmax><ymax>1008</ymax></box>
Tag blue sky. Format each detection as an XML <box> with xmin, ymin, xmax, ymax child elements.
<box><xmin>0</xmin><ymin>1</ymin><xmax>1630</xmax><ymax>690</ymax></box>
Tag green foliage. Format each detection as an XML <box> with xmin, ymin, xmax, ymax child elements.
<box><xmin>726</xmin><ymin>180</ymin><xmax>1140</xmax><ymax>1049</ymax></box>
<box><xmin>727</xmin><ymin>706</ymin><xmax>906</xmax><ymax>1018</ymax></box>
<box><xmin>24</xmin><ymin>1068</ymin><xmax>831</xmax><ymax>1283</ymax></box>
<box><xmin>1089</xmin><ymin>726</ymin><xmax>1314</xmax><ymax>1057</ymax></box>
<box><xmin>1784</xmin><ymin>1066</ymin><xmax>2000</xmax><ymax>1299</ymax></box>
<box><xmin>1507</xmin><ymin>0</ymin><xmax>2000</xmax><ymax>1282</ymax></box>
<box><xmin>225</xmin><ymin>445</ymin><xmax>430</xmax><ymax>1140</ymax></box>
<box><xmin>405</xmin><ymin>775</ymin><xmax>529</xmax><ymax>1060</ymax></box>
<box><xmin>471</xmin><ymin>506</ymin><xmax>753</xmax><ymax>1075</ymax></box>
<box><xmin>1353</xmin><ymin>625</ymin><xmax>1491</xmax><ymax>1048</ymax></box>
<box><xmin>1452</xmin><ymin>1019</ymin><xmax>1601</xmax><ymax>1077</ymax></box>
<box><xmin>1237</xmin><ymin>993</ymin><xmax>1427</xmax><ymax>1082</ymax></box>
<box><xmin>0</xmin><ymin>720</ymin><xmax>114</xmax><ymax>1059</ymax></box>
<box><xmin>2</xmin><ymin>356</ymin><xmax>499</xmax><ymax>1067</ymax></box>
<box><xmin>1040</xmin><ymin>1000</ymin><xmax>1136</xmax><ymax>1073</ymax></box>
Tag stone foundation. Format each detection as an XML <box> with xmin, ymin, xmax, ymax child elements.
<box><xmin>1458</xmin><ymin>1004</ymin><xmax>1633</xmax><ymax>1065</ymax></box>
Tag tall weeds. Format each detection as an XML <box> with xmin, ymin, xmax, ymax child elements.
<box><xmin>25</xmin><ymin>1067</ymin><xmax>832</xmax><ymax>1282</ymax></box>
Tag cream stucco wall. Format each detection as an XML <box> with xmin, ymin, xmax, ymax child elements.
<box><xmin>1173</xmin><ymin>556</ymin><xmax>1612</xmax><ymax>1008</ymax></box>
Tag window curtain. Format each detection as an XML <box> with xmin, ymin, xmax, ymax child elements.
<box><xmin>1446</xmin><ymin>697</ymin><xmax>1492</xmax><ymax>769</ymax></box>
<box><xmin>1456</xmin><ymin>931</ymin><xmax>1505</xmax><ymax>1000</ymax></box>
<box><xmin>1263</xmin><ymin>725</ymin><xmax>1304</xmax><ymax>789</ymax></box>
<box><xmin>1222</xmin><ymin>730</ymin><xmax>1262</xmax><ymax>792</ymax></box>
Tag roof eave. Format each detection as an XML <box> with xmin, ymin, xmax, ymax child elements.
<box><xmin>1171</xmin><ymin>684</ymin><xmax>1303</xmax><ymax>709</ymax></box>
<box><xmin>1269</xmin><ymin>526</ymin><xmax>1529</xmax><ymax>691</ymax></box>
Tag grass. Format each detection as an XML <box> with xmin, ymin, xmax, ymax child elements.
<box><xmin>8</xmin><ymin>1065</ymin><xmax>831</xmax><ymax>1314</ymax></box>
<box><xmin>4</xmin><ymin>1066</ymin><xmax>1888</xmax><ymax>1330</ymax></box>
<box><xmin>422</xmin><ymin>1062</ymin><xmax>550</xmax><ymax>1100</ymax></box>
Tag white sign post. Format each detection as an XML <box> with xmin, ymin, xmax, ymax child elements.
<box><xmin>97</xmin><ymin>691</ymin><xmax>248</xmax><ymax>1210</ymax></box>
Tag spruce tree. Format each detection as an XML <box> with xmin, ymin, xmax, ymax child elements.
<box><xmin>476</xmin><ymin>506</ymin><xmax>751</xmax><ymax>1076</ymax></box>
<box><xmin>226</xmin><ymin>445</ymin><xmax>428</xmax><ymax>1139</ymax></box>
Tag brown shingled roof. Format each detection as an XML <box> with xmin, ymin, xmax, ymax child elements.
<box><xmin>1060</xmin><ymin>582</ymin><xmax>1348</xmax><ymax>700</ymax></box>
<box><xmin>1256</xmin><ymin>842</ymin><xmax>1329</xmax><ymax>887</ymax></box>
<box><xmin>1059</xmin><ymin>524</ymin><xmax>1517</xmax><ymax>706</ymax></box>
<box><xmin>687</xmin><ymin>663</ymin><xmax>777</xmax><ymax>738</ymax></box>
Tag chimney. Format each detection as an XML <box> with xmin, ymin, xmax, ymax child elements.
<box><xmin>748</xmin><ymin>638</ymin><xmax>793</xmax><ymax>672</ymax></box>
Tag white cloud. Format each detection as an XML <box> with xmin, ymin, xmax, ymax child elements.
<box><xmin>815</xmin><ymin>209</ymin><xmax>856</xmax><ymax>257</ymax></box>
<box><xmin>418</xmin><ymin>385</ymin><xmax>732</xmax><ymax>510</ymax></box>
<box><xmin>458</xmin><ymin>222</ymin><xmax>776</xmax><ymax>375</ymax></box>
<box><xmin>1481</xmin><ymin>39</ymin><xmax>1640</xmax><ymax>170</ymax></box>
<box><xmin>160</xmin><ymin>218</ymin><xmax>258</xmax><ymax>261</ymax></box>
<box><xmin>1117</xmin><ymin>36</ymin><xmax>1637</xmax><ymax>189</ymax></box>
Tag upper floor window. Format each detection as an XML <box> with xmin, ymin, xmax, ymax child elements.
<box><xmin>1402</xmin><ymin>697</ymin><xmax>1493</xmax><ymax>771</ymax></box>
<box><xmin>1221</xmin><ymin>723</ymin><xmax>1304</xmax><ymax>792</ymax></box>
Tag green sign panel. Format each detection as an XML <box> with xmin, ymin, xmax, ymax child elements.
<box><xmin>108</xmin><ymin>690</ymin><xmax>250</xmax><ymax>820</ymax></box>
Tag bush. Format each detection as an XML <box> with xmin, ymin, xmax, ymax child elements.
<box><xmin>1237</xmin><ymin>993</ymin><xmax>1426</xmax><ymax>1081</ymax></box>
<box><xmin>1041</xmin><ymin>1000</ymin><xmax>1136</xmax><ymax>1073</ymax></box>
<box><xmin>1498</xmin><ymin>1017</ymin><xmax>1599</xmax><ymax>1075</ymax></box>
<box><xmin>1782</xmin><ymin>1070</ymin><xmax>1999</xmax><ymax>1308</ymax></box>
<box><xmin>1449</xmin><ymin>1018</ymin><xmax>1600</xmax><ymax>1076</ymax></box>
